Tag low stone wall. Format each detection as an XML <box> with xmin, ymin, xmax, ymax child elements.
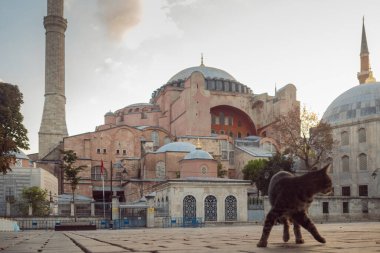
<box><xmin>0</xmin><ymin>218</ymin><xmax>18</xmax><ymax>231</ymax></box>
<box><xmin>13</xmin><ymin>217</ymin><xmax>105</xmax><ymax>230</ymax></box>
<box><xmin>263</xmin><ymin>196</ymin><xmax>380</xmax><ymax>222</ymax></box>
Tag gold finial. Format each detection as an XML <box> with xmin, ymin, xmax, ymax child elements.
<box><xmin>365</xmin><ymin>68</ymin><xmax>376</xmax><ymax>83</ymax></box>
<box><xmin>365</xmin><ymin>63</ymin><xmax>376</xmax><ymax>83</ymax></box>
<box><xmin>196</xmin><ymin>138</ymin><xmax>202</xmax><ymax>149</ymax></box>
<box><xmin>200</xmin><ymin>53</ymin><xmax>204</xmax><ymax>66</ymax></box>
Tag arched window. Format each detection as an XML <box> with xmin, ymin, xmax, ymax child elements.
<box><xmin>358</xmin><ymin>128</ymin><xmax>366</xmax><ymax>143</ymax></box>
<box><xmin>341</xmin><ymin>131</ymin><xmax>349</xmax><ymax>146</ymax></box>
<box><xmin>151</xmin><ymin>131</ymin><xmax>159</xmax><ymax>147</ymax></box>
<box><xmin>219</xmin><ymin>112</ymin><xmax>225</xmax><ymax>125</ymax></box>
<box><xmin>211</xmin><ymin>114</ymin><xmax>216</xmax><ymax>125</ymax></box>
<box><xmin>91</xmin><ymin>166</ymin><xmax>107</xmax><ymax>180</ymax></box>
<box><xmin>326</xmin><ymin>157</ymin><xmax>333</xmax><ymax>173</ymax></box>
<box><xmin>204</xmin><ymin>195</ymin><xmax>217</xmax><ymax>221</ymax></box>
<box><xmin>228</xmin><ymin>116</ymin><xmax>233</xmax><ymax>126</ymax></box>
<box><xmin>155</xmin><ymin>161</ymin><xmax>166</xmax><ymax>179</ymax></box>
<box><xmin>358</xmin><ymin>153</ymin><xmax>367</xmax><ymax>170</ymax></box>
<box><xmin>225</xmin><ymin>195</ymin><xmax>237</xmax><ymax>221</ymax></box>
<box><xmin>341</xmin><ymin>156</ymin><xmax>349</xmax><ymax>172</ymax></box>
<box><xmin>183</xmin><ymin>195</ymin><xmax>196</xmax><ymax>219</ymax></box>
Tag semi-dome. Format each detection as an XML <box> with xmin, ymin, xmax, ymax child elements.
<box><xmin>322</xmin><ymin>82</ymin><xmax>380</xmax><ymax>125</ymax></box>
<box><xmin>156</xmin><ymin>142</ymin><xmax>196</xmax><ymax>153</ymax></box>
<box><xmin>183</xmin><ymin>149</ymin><xmax>214</xmax><ymax>160</ymax></box>
<box><xmin>168</xmin><ymin>65</ymin><xmax>236</xmax><ymax>83</ymax></box>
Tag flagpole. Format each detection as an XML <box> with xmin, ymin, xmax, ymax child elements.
<box><xmin>101</xmin><ymin>159</ymin><xmax>105</xmax><ymax>219</ymax></box>
<box><xmin>102</xmin><ymin>174</ymin><xmax>105</xmax><ymax>219</ymax></box>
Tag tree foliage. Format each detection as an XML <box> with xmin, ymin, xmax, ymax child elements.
<box><xmin>61</xmin><ymin>150</ymin><xmax>86</xmax><ymax>221</ymax></box>
<box><xmin>217</xmin><ymin>162</ymin><xmax>227</xmax><ymax>178</ymax></box>
<box><xmin>273</xmin><ymin>106</ymin><xmax>334</xmax><ymax>170</ymax></box>
<box><xmin>257</xmin><ymin>153</ymin><xmax>294</xmax><ymax>195</ymax></box>
<box><xmin>20</xmin><ymin>186</ymin><xmax>49</xmax><ymax>216</ymax></box>
<box><xmin>0</xmin><ymin>83</ymin><xmax>29</xmax><ymax>174</ymax></box>
<box><xmin>242</xmin><ymin>159</ymin><xmax>267</xmax><ymax>183</ymax></box>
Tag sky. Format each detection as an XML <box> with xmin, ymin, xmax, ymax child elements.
<box><xmin>1</xmin><ymin>0</ymin><xmax>380</xmax><ymax>154</ymax></box>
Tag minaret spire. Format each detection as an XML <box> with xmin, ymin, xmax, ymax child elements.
<box><xmin>360</xmin><ymin>17</ymin><xmax>369</xmax><ymax>54</ymax></box>
<box><xmin>39</xmin><ymin>0</ymin><xmax>68</xmax><ymax>159</ymax></box>
<box><xmin>200</xmin><ymin>53</ymin><xmax>205</xmax><ymax>66</ymax></box>
<box><xmin>357</xmin><ymin>16</ymin><xmax>371</xmax><ymax>84</ymax></box>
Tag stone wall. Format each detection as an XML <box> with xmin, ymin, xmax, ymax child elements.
<box><xmin>263</xmin><ymin>196</ymin><xmax>380</xmax><ymax>222</ymax></box>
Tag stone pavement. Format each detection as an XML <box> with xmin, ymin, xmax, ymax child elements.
<box><xmin>1</xmin><ymin>222</ymin><xmax>380</xmax><ymax>253</ymax></box>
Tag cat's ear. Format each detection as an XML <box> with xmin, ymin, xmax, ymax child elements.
<box><xmin>321</xmin><ymin>164</ymin><xmax>330</xmax><ymax>173</ymax></box>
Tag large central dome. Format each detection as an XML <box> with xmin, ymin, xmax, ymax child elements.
<box><xmin>168</xmin><ymin>65</ymin><xmax>236</xmax><ymax>83</ymax></box>
<box><xmin>322</xmin><ymin>82</ymin><xmax>380</xmax><ymax>125</ymax></box>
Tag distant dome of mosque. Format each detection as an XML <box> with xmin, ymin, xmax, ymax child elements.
<box><xmin>168</xmin><ymin>65</ymin><xmax>236</xmax><ymax>83</ymax></box>
<box><xmin>184</xmin><ymin>149</ymin><xmax>214</xmax><ymax>160</ymax></box>
<box><xmin>322</xmin><ymin>82</ymin><xmax>380</xmax><ymax>125</ymax></box>
<box><xmin>104</xmin><ymin>111</ymin><xmax>114</xmax><ymax>116</ymax></box>
<box><xmin>156</xmin><ymin>142</ymin><xmax>196</xmax><ymax>153</ymax></box>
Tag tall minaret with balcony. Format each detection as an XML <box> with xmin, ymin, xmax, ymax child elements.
<box><xmin>357</xmin><ymin>17</ymin><xmax>371</xmax><ymax>84</ymax></box>
<box><xmin>39</xmin><ymin>0</ymin><xmax>68</xmax><ymax>159</ymax></box>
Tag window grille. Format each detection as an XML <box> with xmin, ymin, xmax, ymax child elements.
<box><xmin>359</xmin><ymin>153</ymin><xmax>367</xmax><ymax>170</ymax></box>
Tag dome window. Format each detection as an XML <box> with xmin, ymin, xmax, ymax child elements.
<box><xmin>358</xmin><ymin>153</ymin><xmax>367</xmax><ymax>170</ymax></box>
<box><xmin>341</xmin><ymin>155</ymin><xmax>349</xmax><ymax>172</ymax></box>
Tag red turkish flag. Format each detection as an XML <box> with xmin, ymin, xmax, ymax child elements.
<box><xmin>100</xmin><ymin>159</ymin><xmax>104</xmax><ymax>175</ymax></box>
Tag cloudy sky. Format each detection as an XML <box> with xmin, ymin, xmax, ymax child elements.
<box><xmin>1</xmin><ymin>0</ymin><xmax>380</xmax><ymax>154</ymax></box>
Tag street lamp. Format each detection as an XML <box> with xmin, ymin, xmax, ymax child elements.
<box><xmin>110</xmin><ymin>160</ymin><xmax>128</xmax><ymax>225</ymax></box>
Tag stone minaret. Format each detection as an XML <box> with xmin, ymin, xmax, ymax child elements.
<box><xmin>357</xmin><ymin>17</ymin><xmax>370</xmax><ymax>84</ymax></box>
<box><xmin>39</xmin><ymin>0</ymin><xmax>68</xmax><ymax>159</ymax></box>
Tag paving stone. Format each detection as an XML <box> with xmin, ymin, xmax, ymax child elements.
<box><xmin>1</xmin><ymin>222</ymin><xmax>380</xmax><ymax>253</ymax></box>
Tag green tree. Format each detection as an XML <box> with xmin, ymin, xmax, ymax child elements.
<box><xmin>61</xmin><ymin>150</ymin><xmax>86</xmax><ymax>221</ymax></box>
<box><xmin>0</xmin><ymin>82</ymin><xmax>29</xmax><ymax>174</ymax></box>
<box><xmin>242</xmin><ymin>159</ymin><xmax>267</xmax><ymax>197</ymax></box>
<box><xmin>217</xmin><ymin>162</ymin><xmax>227</xmax><ymax>178</ymax></box>
<box><xmin>256</xmin><ymin>153</ymin><xmax>294</xmax><ymax>196</ymax></box>
<box><xmin>20</xmin><ymin>186</ymin><xmax>49</xmax><ymax>216</ymax></box>
<box><xmin>273</xmin><ymin>106</ymin><xmax>334</xmax><ymax>170</ymax></box>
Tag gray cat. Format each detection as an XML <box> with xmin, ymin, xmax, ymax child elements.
<box><xmin>257</xmin><ymin>164</ymin><xmax>332</xmax><ymax>247</ymax></box>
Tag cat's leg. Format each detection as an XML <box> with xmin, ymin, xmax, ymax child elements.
<box><xmin>257</xmin><ymin>209</ymin><xmax>282</xmax><ymax>247</ymax></box>
<box><xmin>292</xmin><ymin>211</ymin><xmax>325</xmax><ymax>244</ymax></box>
<box><xmin>293</xmin><ymin>221</ymin><xmax>304</xmax><ymax>244</ymax></box>
<box><xmin>282</xmin><ymin>217</ymin><xmax>290</xmax><ymax>242</ymax></box>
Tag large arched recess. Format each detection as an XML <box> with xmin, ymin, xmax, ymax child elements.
<box><xmin>210</xmin><ymin>105</ymin><xmax>256</xmax><ymax>138</ymax></box>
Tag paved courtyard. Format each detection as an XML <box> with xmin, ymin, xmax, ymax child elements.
<box><xmin>1</xmin><ymin>222</ymin><xmax>380</xmax><ymax>253</ymax></box>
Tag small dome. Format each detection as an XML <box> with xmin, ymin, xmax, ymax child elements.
<box><xmin>322</xmin><ymin>82</ymin><xmax>380</xmax><ymax>125</ymax></box>
<box><xmin>9</xmin><ymin>150</ymin><xmax>29</xmax><ymax>160</ymax></box>
<box><xmin>184</xmin><ymin>149</ymin><xmax>214</xmax><ymax>160</ymax></box>
<box><xmin>105</xmin><ymin>111</ymin><xmax>114</xmax><ymax>116</ymax></box>
<box><xmin>156</xmin><ymin>142</ymin><xmax>196</xmax><ymax>153</ymax></box>
<box><xmin>168</xmin><ymin>65</ymin><xmax>236</xmax><ymax>83</ymax></box>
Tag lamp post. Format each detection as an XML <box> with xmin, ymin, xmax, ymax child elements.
<box><xmin>110</xmin><ymin>160</ymin><xmax>127</xmax><ymax>226</ymax></box>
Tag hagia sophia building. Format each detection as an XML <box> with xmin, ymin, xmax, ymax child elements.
<box><xmin>31</xmin><ymin>0</ymin><xmax>379</xmax><ymax>221</ymax></box>
<box><xmin>34</xmin><ymin>0</ymin><xmax>298</xmax><ymax>204</ymax></box>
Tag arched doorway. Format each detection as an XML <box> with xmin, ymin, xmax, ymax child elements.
<box><xmin>183</xmin><ymin>195</ymin><xmax>196</xmax><ymax>219</ymax></box>
<box><xmin>204</xmin><ymin>195</ymin><xmax>217</xmax><ymax>221</ymax></box>
<box><xmin>225</xmin><ymin>195</ymin><xmax>237</xmax><ymax>221</ymax></box>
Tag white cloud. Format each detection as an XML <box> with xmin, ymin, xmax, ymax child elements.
<box><xmin>95</xmin><ymin>57</ymin><xmax>123</xmax><ymax>73</ymax></box>
<box><xmin>120</xmin><ymin>0</ymin><xmax>183</xmax><ymax>50</ymax></box>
